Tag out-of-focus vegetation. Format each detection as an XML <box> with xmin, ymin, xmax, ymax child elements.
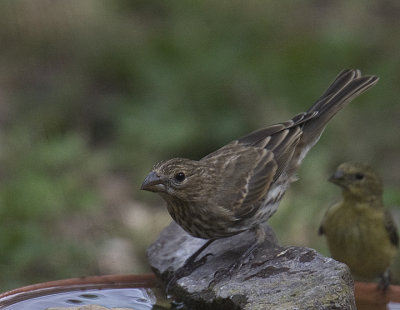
<box><xmin>0</xmin><ymin>0</ymin><xmax>399</xmax><ymax>291</ymax></box>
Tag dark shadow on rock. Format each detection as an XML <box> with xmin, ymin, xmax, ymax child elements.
<box><xmin>147</xmin><ymin>222</ymin><xmax>355</xmax><ymax>310</ymax></box>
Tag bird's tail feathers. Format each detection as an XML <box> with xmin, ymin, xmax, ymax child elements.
<box><xmin>302</xmin><ymin>69</ymin><xmax>378</xmax><ymax>146</ymax></box>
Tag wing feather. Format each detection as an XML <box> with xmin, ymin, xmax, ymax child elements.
<box><xmin>384</xmin><ymin>209</ymin><xmax>399</xmax><ymax>247</ymax></box>
<box><xmin>202</xmin><ymin>143</ymin><xmax>277</xmax><ymax>220</ymax></box>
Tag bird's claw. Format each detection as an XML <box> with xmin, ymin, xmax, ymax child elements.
<box><xmin>209</xmin><ymin>260</ymin><xmax>243</xmax><ymax>287</ymax></box>
<box><xmin>208</xmin><ymin>264</ymin><xmax>236</xmax><ymax>288</ymax></box>
<box><xmin>208</xmin><ymin>248</ymin><xmax>258</xmax><ymax>288</ymax></box>
<box><xmin>194</xmin><ymin>253</ymin><xmax>213</xmax><ymax>267</ymax></box>
<box><xmin>377</xmin><ymin>270</ymin><xmax>391</xmax><ymax>293</ymax></box>
<box><xmin>166</xmin><ymin>253</ymin><xmax>214</xmax><ymax>294</ymax></box>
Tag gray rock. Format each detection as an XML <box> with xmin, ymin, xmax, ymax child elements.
<box><xmin>147</xmin><ymin>222</ymin><xmax>356</xmax><ymax>310</ymax></box>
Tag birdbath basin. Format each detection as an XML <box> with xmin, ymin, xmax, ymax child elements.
<box><xmin>0</xmin><ymin>274</ymin><xmax>168</xmax><ymax>310</ymax></box>
<box><xmin>0</xmin><ymin>274</ymin><xmax>400</xmax><ymax>310</ymax></box>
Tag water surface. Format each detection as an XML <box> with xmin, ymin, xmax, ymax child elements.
<box><xmin>2</xmin><ymin>287</ymin><xmax>159</xmax><ymax>310</ymax></box>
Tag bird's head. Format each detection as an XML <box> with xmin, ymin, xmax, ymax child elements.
<box><xmin>141</xmin><ymin>158</ymin><xmax>211</xmax><ymax>201</ymax></box>
<box><xmin>329</xmin><ymin>162</ymin><xmax>383</xmax><ymax>199</ymax></box>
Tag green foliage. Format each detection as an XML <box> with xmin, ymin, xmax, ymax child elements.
<box><xmin>0</xmin><ymin>0</ymin><xmax>399</xmax><ymax>290</ymax></box>
<box><xmin>0</xmin><ymin>130</ymin><xmax>106</xmax><ymax>289</ymax></box>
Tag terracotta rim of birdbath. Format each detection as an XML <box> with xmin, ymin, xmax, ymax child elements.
<box><xmin>355</xmin><ymin>281</ymin><xmax>400</xmax><ymax>307</ymax></box>
<box><xmin>0</xmin><ymin>273</ymin><xmax>157</xmax><ymax>308</ymax></box>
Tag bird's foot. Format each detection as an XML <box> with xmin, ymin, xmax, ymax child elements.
<box><xmin>209</xmin><ymin>264</ymin><xmax>236</xmax><ymax>287</ymax></box>
<box><xmin>166</xmin><ymin>253</ymin><xmax>213</xmax><ymax>294</ymax></box>
<box><xmin>209</xmin><ymin>248</ymin><xmax>258</xmax><ymax>287</ymax></box>
<box><xmin>377</xmin><ymin>270</ymin><xmax>391</xmax><ymax>293</ymax></box>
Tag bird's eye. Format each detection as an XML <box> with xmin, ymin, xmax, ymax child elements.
<box><xmin>174</xmin><ymin>172</ymin><xmax>186</xmax><ymax>182</ymax></box>
<box><xmin>355</xmin><ymin>173</ymin><xmax>364</xmax><ymax>180</ymax></box>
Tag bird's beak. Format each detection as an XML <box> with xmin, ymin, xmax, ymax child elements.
<box><xmin>141</xmin><ymin>171</ymin><xmax>166</xmax><ymax>192</ymax></box>
<box><xmin>329</xmin><ymin>170</ymin><xmax>345</xmax><ymax>185</ymax></box>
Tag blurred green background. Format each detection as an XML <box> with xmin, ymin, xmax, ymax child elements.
<box><xmin>0</xmin><ymin>0</ymin><xmax>399</xmax><ymax>291</ymax></box>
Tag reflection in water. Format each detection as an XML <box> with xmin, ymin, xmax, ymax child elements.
<box><xmin>388</xmin><ymin>302</ymin><xmax>400</xmax><ymax>310</ymax></box>
<box><xmin>2</xmin><ymin>288</ymin><xmax>157</xmax><ymax>310</ymax></box>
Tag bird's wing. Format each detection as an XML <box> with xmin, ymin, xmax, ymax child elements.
<box><xmin>237</xmin><ymin>112</ymin><xmax>317</xmax><ymax>182</ymax></box>
<box><xmin>384</xmin><ymin>209</ymin><xmax>399</xmax><ymax>247</ymax></box>
<box><xmin>318</xmin><ymin>203</ymin><xmax>339</xmax><ymax>236</ymax></box>
<box><xmin>237</xmin><ymin>111</ymin><xmax>317</xmax><ymax>147</ymax></box>
<box><xmin>318</xmin><ymin>209</ymin><xmax>328</xmax><ymax>235</ymax></box>
<box><xmin>201</xmin><ymin>113</ymin><xmax>318</xmax><ymax>218</ymax></box>
<box><xmin>201</xmin><ymin>142</ymin><xmax>277</xmax><ymax>219</ymax></box>
<box><xmin>318</xmin><ymin>223</ymin><xmax>325</xmax><ymax>235</ymax></box>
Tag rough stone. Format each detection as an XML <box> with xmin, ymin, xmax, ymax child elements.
<box><xmin>147</xmin><ymin>222</ymin><xmax>356</xmax><ymax>310</ymax></box>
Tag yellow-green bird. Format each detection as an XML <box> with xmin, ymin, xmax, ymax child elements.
<box><xmin>319</xmin><ymin>162</ymin><xmax>398</xmax><ymax>290</ymax></box>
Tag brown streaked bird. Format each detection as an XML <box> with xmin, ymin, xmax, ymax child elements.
<box><xmin>141</xmin><ymin>69</ymin><xmax>378</xmax><ymax>286</ymax></box>
<box><xmin>319</xmin><ymin>162</ymin><xmax>398</xmax><ymax>291</ymax></box>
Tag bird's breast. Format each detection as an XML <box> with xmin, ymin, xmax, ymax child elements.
<box><xmin>164</xmin><ymin>178</ymin><xmax>289</xmax><ymax>240</ymax></box>
<box><xmin>165</xmin><ymin>199</ymin><xmax>238</xmax><ymax>239</ymax></box>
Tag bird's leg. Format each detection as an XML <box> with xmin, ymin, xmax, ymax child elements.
<box><xmin>212</xmin><ymin>226</ymin><xmax>265</xmax><ymax>285</ymax></box>
<box><xmin>166</xmin><ymin>238</ymin><xmax>216</xmax><ymax>293</ymax></box>
<box><xmin>231</xmin><ymin>226</ymin><xmax>266</xmax><ymax>270</ymax></box>
<box><xmin>377</xmin><ymin>268</ymin><xmax>391</xmax><ymax>292</ymax></box>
